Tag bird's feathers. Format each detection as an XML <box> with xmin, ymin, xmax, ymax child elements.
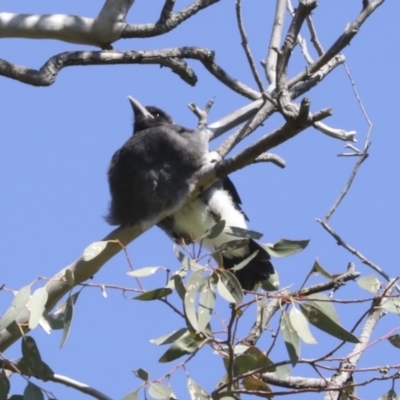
<box><xmin>106</xmin><ymin>100</ymin><xmax>275</xmax><ymax>291</ymax></box>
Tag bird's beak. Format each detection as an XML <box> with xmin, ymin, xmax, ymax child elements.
<box><xmin>127</xmin><ymin>96</ymin><xmax>154</xmax><ymax>120</ymax></box>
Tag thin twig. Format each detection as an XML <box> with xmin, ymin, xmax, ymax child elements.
<box><xmin>235</xmin><ymin>0</ymin><xmax>264</xmax><ymax>92</ymax></box>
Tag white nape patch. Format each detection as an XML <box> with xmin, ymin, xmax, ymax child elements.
<box><xmin>172</xmin><ymin>187</ymin><xmax>248</xmax><ymax>258</ymax></box>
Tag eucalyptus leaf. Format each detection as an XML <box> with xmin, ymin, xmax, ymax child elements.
<box><xmin>184</xmin><ymin>269</ymin><xmax>205</xmax><ymax>331</ymax></box>
<box><xmin>187</xmin><ymin>377</ymin><xmax>211</xmax><ymax>400</ymax></box>
<box><xmin>312</xmin><ymin>259</ymin><xmax>340</xmax><ymax>279</ymax></box>
<box><xmin>205</xmin><ymin>220</ymin><xmax>226</xmax><ymax>239</ymax></box>
<box><xmin>357</xmin><ymin>275</ymin><xmax>382</xmax><ymax>294</ymax></box>
<box><xmin>223</xmin><ymin>226</ymin><xmax>263</xmax><ymax>240</ymax></box>
<box><xmin>280</xmin><ymin>311</ymin><xmax>300</xmax><ymax>366</ymax></box>
<box><xmin>150</xmin><ymin>328</ymin><xmax>187</xmax><ymax>346</ymax></box>
<box><xmin>158</xmin><ymin>330</ymin><xmax>202</xmax><ymax>363</ymax></box>
<box><xmin>0</xmin><ymin>370</ymin><xmax>10</xmax><ymax>400</ymax></box>
<box><xmin>134</xmin><ymin>288</ymin><xmax>172</xmax><ymax>301</ymax></box>
<box><xmin>388</xmin><ymin>334</ymin><xmax>400</xmax><ymax>349</ymax></box>
<box><xmin>81</xmin><ymin>241</ymin><xmax>109</xmax><ymax>262</ymax></box>
<box><xmin>60</xmin><ymin>292</ymin><xmax>80</xmax><ymax>349</ymax></box>
<box><xmin>289</xmin><ymin>305</ymin><xmax>317</xmax><ymax>345</ymax></box>
<box><xmin>243</xmin><ymin>376</ymin><xmax>272</xmax><ymax>396</ymax></box>
<box><xmin>29</xmin><ymin>288</ymin><xmax>48</xmax><ymax>330</ymax></box>
<box><xmin>133</xmin><ymin>368</ymin><xmax>149</xmax><ymax>381</ymax></box>
<box><xmin>381</xmin><ymin>298</ymin><xmax>400</xmax><ymax>314</ymax></box>
<box><xmin>23</xmin><ymin>382</ymin><xmax>44</xmax><ymax>400</ymax></box>
<box><xmin>197</xmin><ymin>277</ymin><xmax>216</xmax><ymax>333</ymax></box>
<box><xmin>300</xmin><ymin>302</ymin><xmax>359</xmax><ymax>343</ymax></box>
<box><xmin>266</xmin><ymin>238</ymin><xmax>309</xmax><ymax>258</ymax></box>
<box><xmin>217</xmin><ymin>270</ymin><xmax>243</xmax><ymax>304</ymax></box>
<box><xmin>148</xmin><ymin>382</ymin><xmax>176</xmax><ymax>400</ymax></box>
<box><xmin>0</xmin><ymin>285</ymin><xmax>31</xmax><ymax>331</ymax></box>
<box><xmin>127</xmin><ymin>267</ymin><xmax>161</xmax><ymax>278</ymax></box>
<box><xmin>174</xmin><ymin>246</ymin><xmax>203</xmax><ymax>271</ymax></box>
<box><xmin>122</xmin><ymin>390</ymin><xmax>139</xmax><ymax>400</ymax></box>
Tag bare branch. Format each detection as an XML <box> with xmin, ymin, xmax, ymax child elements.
<box><xmin>313</xmin><ymin>121</ymin><xmax>357</xmax><ymax>142</ymax></box>
<box><xmin>0</xmin><ymin>0</ymin><xmax>135</xmax><ymax>48</ymax></box>
<box><xmin>159</xmin><ymin>0</ymin><xmax>176</xmax><ymax>23</ymax></box>
<box><xmin>253</xmin><ymin>153</ymin><xmax>286</xmax><ymax>168</ymax></box>
<box><xmin>0</xmin><ymin>49</ymin><xmax>197</xmax><ymax>87</ymax></box>
<box><xmin>265</xmin><ymin>0</ymin><xmax>287</xmax><ymax>86</ymax></box>
<box><xmin>323</xmin><ymin>280</ymin><xmax>397</xmax><ymax>400</ymax></box>
<box><xmin>306</xmin><ymin>15</ymin><xmax>324</xmax><ymax>56</ymax></box>
<box><xmin>235</xmin><ymin>0</ymin><xmax>264</xmax><ymax>92</ymax></box>
<box><xmin>276</xmin><ymin>0</ymin><xmax>317</xmax><ymax>119</ymax></box>
<box><xmin>123</xmin><ymin>0</ymin><xmax>220</xmax><ymax>38</ymax></box>
<box><xmin>288</xmin><ymin>0</ymin><xmax>385</xmax><ymax>88</ymax></box>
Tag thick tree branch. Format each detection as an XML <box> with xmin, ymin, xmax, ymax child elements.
<box><xmin>0</xmin><ymin>0</ymin><xmax>218</xmax><ymax>47</ymax></box>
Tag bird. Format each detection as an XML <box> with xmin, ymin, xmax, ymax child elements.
<box><xmin>106</xmin><ymin>97</ymin><xmax>275</xmax><ymax>291</ymax></box>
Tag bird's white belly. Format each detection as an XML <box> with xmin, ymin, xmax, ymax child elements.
<box><xmin>172</xmin><ymin>188</ymin><xmax>248</xmax><ymax>258</ymax></box>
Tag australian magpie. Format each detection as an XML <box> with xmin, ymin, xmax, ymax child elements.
<box><xmin>106</xmin><ymin>98</ymin><xmax>275</xmax><ymax>291</ymax></box>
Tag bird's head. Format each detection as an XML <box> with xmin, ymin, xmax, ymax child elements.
<box><xmin>128</xmin><ymin>96</ymin><xmax>173</xmax><ymax>133</ymax></box>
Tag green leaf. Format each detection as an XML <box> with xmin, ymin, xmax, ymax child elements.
<box><xmin>174</xmin><ymin>246</ymin><xmax>203</xmax><ymax>271</ymax></box>
<box><xmin>148</xmin><ymin>382</ymin><xmax>176</xmax><ymax>400</ymax></box>
<box><xmin>217</xmin><ymin>270</ymin><xmax>243</xmax><ymax>304</ymax></box>
<box><xmin>170</xmin><ymin>275</ymin><xmax>186</xmax><ymax>300</ymax></box>
<box><xmin>21</xmin><ymin>336</ymin><xmax>42</xmax><ymax>364</ymax></box>
<box><xmin>378</xmin><ymin>389</ymin><xmax>397</xmax><ymax>400</ymax></box>
<box><xmin>305</xmin><ymin>293</ymin><xmax>341</xmax><ymax>324</ymax></box>
<box><xmin>223</xmin><ymin>226</ymin><xmax>263</xmax><ymax>240</ymax></box>
<box><xmin>243</xmin><ymin>376</ymin><xmax>272</xmax><ymax>396</ymax></box>
<box><xmin>0</xmin><ymin>370</ymin><xmax>10</xmax><ymax>400</ymax></box>
<box><xmin>134</xmin><ymin>288</ymin><xmax>172</xmax><ymax>301</ymax></box>
<box><xmin>127</xmin><ymin>267</ymin><xmax>161</xmax><ymax>278</ymax></box>
<box><xmin>184</xmin><ymin>269</ymin><xmax>204</xmax><ymax>331</ymax></box>
<box><xmin>273</xmin><ymin>364</ymin><xmax>291</xmax><ymax>379</ymax></box>
<box><xmin>197</xmin><ymin>277</ymin><xmax>216</xmax><ymax>333</ymax></box>
<box><xmin>266</xmin><ymin>238</ymin><xmax>309</xmax><ymax>258</ymax></box>
<box><xmin>388</xmin><ymin>334</ymin><xmax>400</xmax><ymax>349</ymax></box>
<box><xmin>187</xmin><ymin>377</ymin><xmax>211</xmax><ymax>400</ymax></box>
<box><xmin>60</xmin><ymin>292</ymin><xmax>79</xmax><ymax>349</ymax></box>
<box><xmin>289</xmin><ymin>305</ymin><xmax>317</xmax><ymax>345</ymax></box>
<box><xmin>300</xmin><ymin>301</ymin><xmax>359</xmax><ymax>343</ymax></box>
<box><xmin>64</xmin><ymin>269</ymin><xmax>75</xmax><ymax>286</ymax></box>
<box><xmin>311</xmin><ymin>259</ymin><xmax>341</xmax><ymax>280</ymax></box>
<box><xmin>122</xmin><ymin>390</ymin><xmax>139</xmax><ymax>400</ymax></box>
<box><xmin>23</xmin><ymin>382</ymin><xmax>44</xmax><ymax>400</ymax></box>
<box><xmin>81</xmin><ymin>241</ymin><xmax>109</xmax><ymax>262</ymax></box>
<box><xmin>133</xmin><ymin>368</ymin><xmax>149</xmax><ymax>381</ymax></box>
<box><xmin>29</xmin><ymin>288</ymin><xmax>48</xmax><ymax>330</ymax></box>
<box><xmin>232</xmin><ymin>354</ymin><xmax>257</xmax><ymax>376</ymax></box>
<box><xmin>0</xmin><ymin>285</ymin><xmax>31</xmax><ymax>331</ymax></box>
<box><xmin>150</xmin><ymin>328</ymin><xmax>187</xmax><ymax>346</ymax></box>
<box><xmin>357</xmin><ymin>275</ymin><xmax>381</xmax><ymax>294</ymax></box>
<box><xmin>158</xmin><ymin>330</ymin><xmax>202</xmax><ymax>363</ymax></box>
<box><xmin>214</xmin><ymin>239</ymin><xmax>248</xmax><ymax>255</ymax></box>
<box><xmin>205</xmin><ymin>220</ymin><xmax>226</xmax><ymax>239</ymax></box>
<box><xmin>245</xmin><ymin>347</ymin><xmax>276</xmax><ymax>373</ymax></box>
<box><xmin>381</xmin><ymin>298</ymin><xmax>400</xmax><ymax>314</ymax></box>
<box><xmin>280</xmin><ymin>311</ymin><xmax>300</xmax><ymax>366</ymax></box>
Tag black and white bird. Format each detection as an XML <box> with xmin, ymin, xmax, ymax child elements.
<box><xmin>107</xmin><ymin>97</ymin><xmax>275</xmax><ymax>291</ymax></box>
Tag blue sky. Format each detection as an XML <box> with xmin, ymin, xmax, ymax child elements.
<box><xmin>1</xmin><ymin>0</ymin><xmax>400</xmax><ymax>399</ymax></box>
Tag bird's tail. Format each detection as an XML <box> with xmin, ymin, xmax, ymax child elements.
<box><xmin>222</xmin><ymin>239</ymin><xmax>275</xmax><ymax>291</ymax></box>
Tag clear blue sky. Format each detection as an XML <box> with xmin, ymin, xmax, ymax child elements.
<box><xmin>1</xmin><ymin>0</ymin><xmax>399</xmax><ymax>399</ymax></box>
